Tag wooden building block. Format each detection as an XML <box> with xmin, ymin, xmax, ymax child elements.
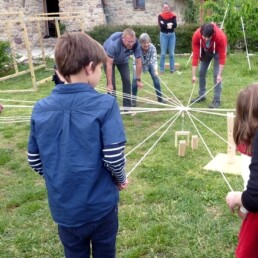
<box><xmin>178</xmin><ymin>140</ymin><xmax>186</xmax><ymax>157</ymax></box>
<box><xmin>191</xmin><ymin>135</ymin><xmax>199</xmax><ymax>150</ymax></box>
<box><xmin>175</xmin><ymin>131</ymin><xmax>190</xmax><ymax>147</ymax></box>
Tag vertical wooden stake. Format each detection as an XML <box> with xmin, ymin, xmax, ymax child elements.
<box><xmin>227</xmin><ymin>112</ymin><xmax>236</xmax><ymax>164</ymax></box>
<box><xmin>19</xmin><ymin>12</ymin><xmax>37</xmax><ymax>90</ymax></box>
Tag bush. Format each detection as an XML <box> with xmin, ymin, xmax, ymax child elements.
<box><xmin>0</xmin><ymin>41</ymin><xmax>11</xmax><ymax>71</ymax></box>
<box><xmin>86</xmin><ymin>24</ymin><xmax>199</xmax><ymax>54</ymax></box>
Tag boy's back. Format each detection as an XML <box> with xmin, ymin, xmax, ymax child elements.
<box><xmin>28</xmin><ymin>32</ymin><xmax>128</xmax><ymax>258</ymax></box>
<box><xmin>29</xmin><ymin>82</ymin><xmax>125</xmax><ymax>226</ymax></box>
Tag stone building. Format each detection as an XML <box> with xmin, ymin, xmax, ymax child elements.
<box><xmin>0</xmin><ymin>0</ymin><xmax>186</xmax><ymax>48</ymax></box>
<box><xmin>0</xmin><ymin>0</ymin><xmax>185</xmax><ymax>52</ymax></box>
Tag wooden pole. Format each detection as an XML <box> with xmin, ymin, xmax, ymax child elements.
<box><xmin>19</xmin><ymin>12</ymin><xmax>37</xmax><ymax>91</ymax></box>
<box><xmin>227</xmin><ymin>112</ymin><xmax>236</xmax><ymax>164</ymax></box>
<box><xmin>55</xmin><ymin>18</ymin><xmax>61</xmax><ymax>37</ymax></box>
<box><xmin>6</xmin><ymin>21</ymin><xmax>19</xmax><ymax>74</ymax></box>
<box><xmin>37</xmin><ymin>20</ymin><xmax>46</xmax><ymax>66</ymax></box>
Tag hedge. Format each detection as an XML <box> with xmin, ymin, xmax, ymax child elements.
<box><xmin>86</xmin><ymin>24</ymin><xmax>199</xmax><ymax>54</ymax></box>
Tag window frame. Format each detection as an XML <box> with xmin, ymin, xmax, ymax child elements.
<box><xmin>133</xmin><ymin>0</ymin><xmax>145</xmax><ymax>10</ymax></box>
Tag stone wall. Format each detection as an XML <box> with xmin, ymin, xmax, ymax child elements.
<box><xmin>0</xmin><ymin>0</ymin><xmax>186</xmax><ymax>50</ymax></box>
<box><xmin>103</xmin><ymin>0</ymin><xmax>186</xmax><ymax>26</ymax></box>
<box><xmin>59</xmin><ymin>1</ymin><xmax>106</xmax><ymax>32</ymax></box>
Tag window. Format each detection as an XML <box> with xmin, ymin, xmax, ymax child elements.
<box><xmin>133</xmin><ymin>0</ymin><xmax>145</xmax><ymax>10</ymax></box>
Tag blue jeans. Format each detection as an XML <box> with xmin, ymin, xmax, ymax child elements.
<box><xmin>199</xmin><ymin>52</ymin><xmax>221</xmax><ymax>102</ymax></box>
<box><xmin>132</xmin><ymin>64</ymin><xmax>162</xmax><ymax>101</ymax></box>
<box><xmin>58</xmin><ymin>205</ymin><xmax>118</xmax><ymax>258</ymax></box>
<box><xmin>159</xmin><ymin>32</ymin><xmax>176</xmax><ymax>72</ymax></box>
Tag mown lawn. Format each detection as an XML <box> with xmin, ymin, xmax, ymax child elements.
<box><xmin>0</xmin><ymin>52</ymin><xmax>258</xmax><ymax>257</ymax></box>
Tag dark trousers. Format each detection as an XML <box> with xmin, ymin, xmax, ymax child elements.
<box><xmin>58</xmin><ymin>205</ymin><xmax>118</xmax><ymax>258</ymax></box>
<box><xmin>104</xmin><ymin>63</ymin><xmax>132</xmax><ymax>107</ymax></box>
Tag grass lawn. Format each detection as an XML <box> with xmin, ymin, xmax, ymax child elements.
<box><xmin>0</xmin><ymin>52</ymin><xmax>258</xmax><ymax>257</ymax></box>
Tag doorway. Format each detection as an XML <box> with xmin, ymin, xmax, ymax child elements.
<box><xmin>43</xmin><ymin>0</ymin><xmax>60</xmax><ymax>37</ymax></box>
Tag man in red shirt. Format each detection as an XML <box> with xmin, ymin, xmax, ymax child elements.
<box><xmin>191</xmin><ymin>23</ymin><xmax>227</xmax><ymax>108</ymax></box>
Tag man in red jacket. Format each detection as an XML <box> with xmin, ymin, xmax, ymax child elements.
<box><xmin>190</xmin><ymin>23</ymin><xmax>227</xmax><ymax>108</ymax></box>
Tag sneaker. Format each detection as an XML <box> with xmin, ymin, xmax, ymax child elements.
<box><xmin>131</xmin><ymin>100</ymin><xmax>137</xmax><ymax>107</ymax></box>
<box><xmin>190</xmin><ymin>96</ymin><xmax>206</xmax><ymax>103</ymax></box>
<box><xmin>209</xmin><ymin>101</ymin><xmax>220</xmax><ymax>108</ymax></box>
<box><xmin>158</xmin><ymin>99</ymin><xmax>167</xmax><ymax>104</ymax></box>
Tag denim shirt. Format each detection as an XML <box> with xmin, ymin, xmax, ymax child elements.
<box><xmin>28</xmin><ymin>83</ymin><xmax>126</xmax><ymax>227</ymax></box>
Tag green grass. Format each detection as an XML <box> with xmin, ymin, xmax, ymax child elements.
<box><xmin>0</xmin><ymin>52</ymin><xmax>258</xmax><ymax>257</ymax></box>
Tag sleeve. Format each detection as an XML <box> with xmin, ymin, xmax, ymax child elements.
<box><xmin>101</xmin><ymin>98</ymin><xmax>126</xmax><ymax>148</ymax></box>
<box><xmin>242</xmin><ymin>130</ymin><xmax>258</xmax><ymax>212</ymax></box>
<box><xmin>217</xmin><ymin>32</ymin><xmax>227</xmax><ymax>65</ymax></box>
<box><xmin>158</xmin><ymin>15</ymin><xmax>166</xmax><ymax>30</ymax></box>
<box><xmin>27</xmin><ymin>117</ymin><xmax>44</xmax><ymax>177</ymax></box>
<box><xmin>192</xmin><ymin>30</ymin><xmax>201</xmax><ymax>66</ymax></box>
<box><xmin>172</xmin><ymin>16</ymin><xmax>177</xmax><ymax>29</ymax></box>
<box><xmin>150</xmin><ymin>45</ymin><xmax>158</xmax><ymax>72</ymax></box>
<box><xmin>133</xmin><ymin>41</ymin><xmax>142</xmax><ymax>59</ymax></box>
<box><xmin>103</xmin><ymin>142</ymin><xmax>126</xmax><ymax>184</ymax></box>
<box><xmin>104</xmin><ymin>42</ymin><xmax>116</xmax><ymax>59</ymax></box>
<box><xmin>101</xmin><ymin>99</ymin><xmax>127</xmax><ymax>183</ymax></box>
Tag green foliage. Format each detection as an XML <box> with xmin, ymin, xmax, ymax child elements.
<box><xmin>0</xmin><ymin>41</ymin><xmax>11</xmax><ymax>71</ymax></box>
<box><xmin>175</xmin><ymin>24</ymin><xmax>199</xmax><ymax>53</ymax></box>
<box><xmin>59</xmin><ymin>23</ymin><xmax>66</xmax><ymax>34</ymax></box>
<box><xmin>184</xmin><ymin>0</ymin><xmax>199</xmax><ymax>24</ymax></box>
<box><xmin>203</xmin><ymin>0</ymin><xmax>258</xmax><ymax>52</ymax></box>
<box><xmin>86</xmin><ymin>24</ymin><xmax>199</xmax><ymax>54</ymax></box>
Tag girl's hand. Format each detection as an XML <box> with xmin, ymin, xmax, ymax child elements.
<box><xmin>226</xmin><ymin>191</ymin><xmax>243</xmax><ymax>212</ymax></box>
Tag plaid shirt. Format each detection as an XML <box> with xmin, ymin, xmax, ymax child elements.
<box><xmin>141</xmin><ymin>43</ymin><xmax>158</xmax><ymax>73</ymax></box>
<box><xmin>133</xmin><ymin>43</ymin><xmax>158</xmax><ymax>73</ymax></box>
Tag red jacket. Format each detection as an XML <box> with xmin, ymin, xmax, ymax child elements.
<box><xmin>192</xmin><ymin>23</ymin><xmax>227</xmax><ymax>66</ymax></box>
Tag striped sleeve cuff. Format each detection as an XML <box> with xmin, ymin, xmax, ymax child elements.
<box><xmin>103</xmin><ymin>143</ymin><xmax>126</xmax><ymax>183</ymax></box>
<box><xmin>28</xmin><ymin>152</ymin><xmax>44</xmax><ymax>177</ymax></box>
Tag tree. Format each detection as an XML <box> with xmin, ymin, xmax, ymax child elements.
<box><xmin>184</xmin><ymin>0</ymin><xmax>199</xmax><ymax>24</ymax></box>
<box><xmin>203</xmin><ymin>0</ymin><xmax>258</xmax><ymax>51</ymax></box>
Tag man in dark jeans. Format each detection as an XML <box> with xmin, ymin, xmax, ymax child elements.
<box><xmin>103</xmin><ymin>28</ymin><xmax>143</xmax><ymax>107</ymax></box>
<box><xmin>191</xmin><ymin>23</ymin><xmax>227</xmax><ymax>108</ymax></box>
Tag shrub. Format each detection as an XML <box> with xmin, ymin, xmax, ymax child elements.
<box><xmin>0</xmin><ymin>41</ymin><xmax>11</xmax><ymax>71</ymax></box>
<box><xmin>86</xmin><ymin>24</ymin><xmax>199</xmax><ymax>54</ymax></box>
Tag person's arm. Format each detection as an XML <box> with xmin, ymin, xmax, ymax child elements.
<box><xmin>216</xmin><ymin>35</ymin><xmax>227</xmax><ymax>83</ymax></box>
<box><xmin>242</xmin><ymin>131</ymin><xmax>258</xmax><ymax>211</ymax></box>
<box><xmin>158</xmin><ymin>15</ymin><xmax>166</xmax><ymax>30</ymax></box>
<box><xmin>28</xmin><ymin>118</ymin><xmax>44</xmax><ymax>177</ymax></box>
<box><xmin>106</xmin><ymin>56</ymin><xmax>114</xmax><ymax>92</ymax></box>
<box><xmin>226</xmin><ymin>131</ymin><xmax>258</xmax><ymax>218</ymax></box>
<box><xmin>217</xmin><ymin>64</ymin><xmax>224</xmax><ymax>83</ymax></box>
<box><xmin>191</xmin><ymin>31</ymin><xmax>201</xmax><ymax>83</ymax></box>
<box><xmin>171</xmin><ymin>16</ymin><xmax>177</xmax><ymax>29</ymax></box>
<box><xmin>28</xmin><ymin>152</ymin><xmax>44</xmax><ymax>177</ymax></box>
<box><xmin>192</xmin><ymin>66</ymin><xmax>198</xmax><ymax>84</ymax></box>
<box><xmin>103</xmin><ymin>142</ymin><xmax>128</xmax><ymax>190</ymax></box>
<box><xmin>135</xmin><ymin>57</ymin><xmax>143</xmax><ymax>88</ymax></box>
<box><xmin>150</xmin><ymin>45</ymin><xmax>158</xmax><ymax>75</ymax></box>
<box><xmin>226</xmin><ymin>192</ymin><xmax>248</xmax><ymax>220</ymax></box>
